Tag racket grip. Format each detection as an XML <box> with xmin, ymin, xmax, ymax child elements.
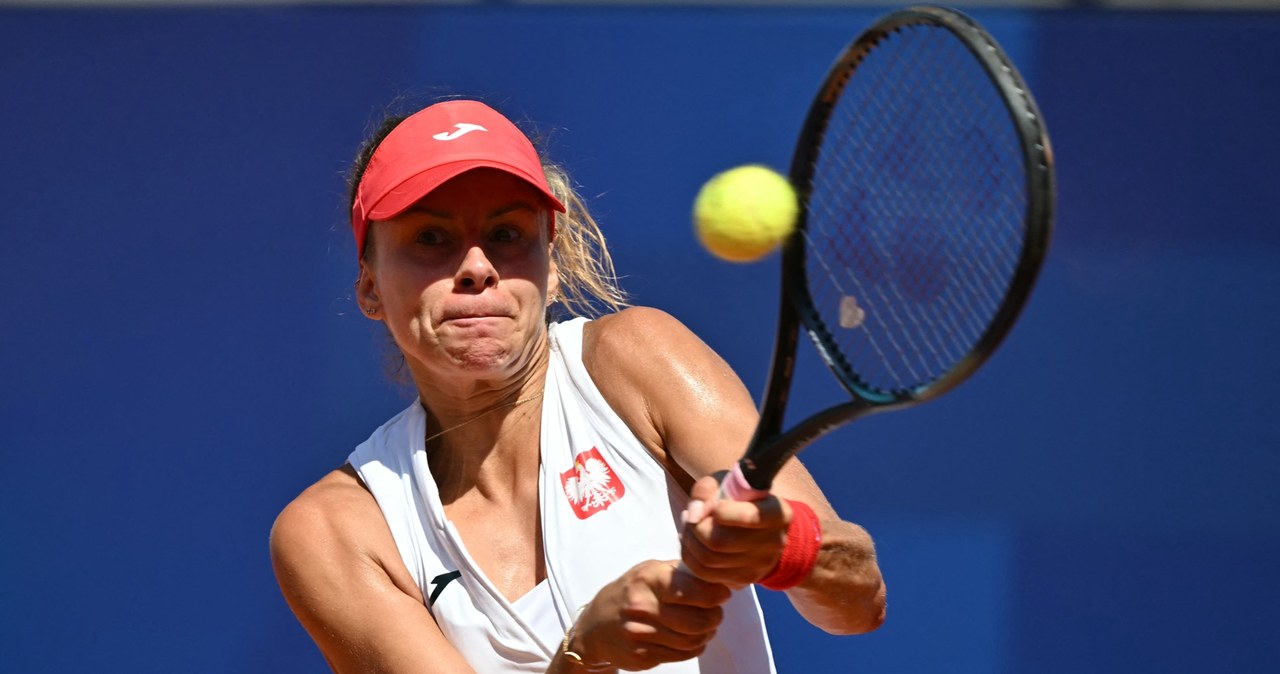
<box><xmin>721</xmin><ymin>462</ymin><xmax>772</xmax><ymax>502</ymax></box>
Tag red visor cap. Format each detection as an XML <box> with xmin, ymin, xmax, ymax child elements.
<box><xmin>351</xmin><ymin>100</ymin><xmax>566</xmax><ymax>259</ymax></box>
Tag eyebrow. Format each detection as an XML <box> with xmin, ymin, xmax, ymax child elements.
<box><xmin>489</xmin><ymin>202</ymin><xmax>537</xmax><ymax>219</ymax></box>
<box><xmin>407</xmin><ymin>201</ymin><xmax>537</xmax><ymax>220</ymax></box>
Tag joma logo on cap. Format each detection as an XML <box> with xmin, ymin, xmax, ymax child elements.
<box><xmin>432</xmin><ymin>123</ymin><xmax>488</xmax><ymax>141</ymax></box>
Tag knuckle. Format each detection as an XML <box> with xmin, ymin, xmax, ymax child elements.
<box><xmin>705</xmin><ymin>527</ymin><xmax>734</xmax><ymax>551</ymax></box>
<box><xmin>680</xmin><ymin>547</ymin><xmax>709</xmax><ymax>572</ymax></box>
<box><xmin>635</xmin><ymin>559</ymin><xmax>664</xmax><ymax>578</ymax></box>
<box><xmin>623</xmin><ymin>584</ymin><xmax>650</xmax><ymax>610</ymax></box>
<box><xmin>680</xmin><ymin>534</ymin><xmax>706</xmax><ymax>559</ymax></box>
<box><xmin>621</xmin><ymin>620</ymin><xmax>649</xmax><ymax>638</ymax></box>
<box><xmin>684</xmin><ymin>605</ymin><xmax>723</xmax><ymax>634</ymax></box>
<box><xmin>705</xmin><ymin>605</ymin><xmax>725</xmax><ymax>629</ymax></box>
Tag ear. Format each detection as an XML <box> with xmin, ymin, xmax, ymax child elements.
<box><xmin>546</xmin><ymin>254</ymin><xmax>561</xmax><ymax>307</ymax></box>
<box><xmin>355</xmin><ymin>262</ymin><xmax>383</xmax><ymax>320</ymax></box>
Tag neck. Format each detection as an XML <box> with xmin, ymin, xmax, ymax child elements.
<box><xmin>419</xmin><ymin>348</ymin><xmax>549</xmax><ymax>503</ymax></box>
<box><xmin>426</xmin><ymin>395</ymin><xmax>543</xmax><ymax>505</ymax></box>
<box><xmin>416</xmin><ymin>341</ymin><xmax>550</xmax><ymax>431</ymax></box>
<box><xmin>424</xmin><ymin>390</ymin><xmax>543</xmax><ymax>445</ymax></box>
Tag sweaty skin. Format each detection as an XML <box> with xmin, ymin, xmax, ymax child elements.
<box><xmin>271</xmin><ymin>169</ymin><xmax>884</xmax><ymax>674</ymax></box>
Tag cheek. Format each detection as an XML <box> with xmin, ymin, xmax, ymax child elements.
<box><xmin>384</xmin><ymin>279</ymin><xmax>448</xmax><ymax>341</ymax></box>
<box><xmin>493</xmin><ymin>245</ymin><xmax>552</xmax><ymax>292</ymax></box>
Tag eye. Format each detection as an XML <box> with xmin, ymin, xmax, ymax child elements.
<box><xmin>490</xmin><ymin>226</ymin><xmax>522</xmax><ymax>243</ymax></box>
<box><xmin>416</xmin><ymin>229</ymin><xmax>447</xmax><ymax>245</ymax></box>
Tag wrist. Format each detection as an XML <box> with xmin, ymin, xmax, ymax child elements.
<box><xmin>759</xmin><ymin>498</ymin><xmax>822</xmax><ymax>590</ymax></box>
<box><xmin>559</xmin><ymin>606</ymin><xmax>614</xmax><ymax>673</ymax></box>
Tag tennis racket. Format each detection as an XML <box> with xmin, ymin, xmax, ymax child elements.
<box><xmin>722</xmin><ymin>5</ymin><xmax>1055</xmax><ymax>500</ymax></box>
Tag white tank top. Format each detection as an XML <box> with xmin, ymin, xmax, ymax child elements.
<box><xmin>349</xmin><ymin>317</ymin><xmax>776</xmax><ymax>673</ymax></box>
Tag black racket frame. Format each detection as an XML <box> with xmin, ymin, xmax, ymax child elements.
<box><xmin>738</xmin><ymin>6</ymin><xmax>1056</xmax><ymax>490</ymax></box>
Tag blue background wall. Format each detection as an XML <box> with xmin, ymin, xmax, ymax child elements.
<box><xmin>2</xmin><ymin>4</ymin><xmax>1277</xmax><ymax>672</ymax></box>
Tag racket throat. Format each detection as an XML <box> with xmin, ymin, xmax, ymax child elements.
<box><xmin>740</xmin><ymin>400</ymin><xmax>877</xmax><ymax>491</ymax></box>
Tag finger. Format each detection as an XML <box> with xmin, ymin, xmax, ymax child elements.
<box><xmin>632</xmin><ymin>624</ymin><xmax>719</xmax><ymax>653</ymax></box>
<box><xmin>618</xmin><ymin>610</ymin><xmax>722</xmax><ymax>648</ymax></box>
<box><xmin>683</xmin><ymin>527</ymin><xmax>779</xmax><ymax>567</ymax></box>
<box><xmin>681</xmin><ymin>498</ymin><xmax>708</xmax><ymax>526</ymax></box>
<box><xmin>653</xmin><ymin>602</ymin><xmax>724</xmax><ymax>638</ymax></box>
<box><xmin>689</xmin><ymin>474</ymin><xmax>721</xmax><ymax>502</ymax></box>
<box><xmin>657</xmin><ymin>565</ymin><xmax>733</xmax><ymax>608</ymax></box>
<box><xmin>697</xmin><ymin>521</ymin><xmax>777</xmax><ymax>554</ymax></box>
<box><xmin>611</xmin><ymin>594</ymin><xmax>723</xmax><ymax>667</ymax></box>
<box><xmin>681</xmin><ymin>540</ymin><xmax>774</xmax><ymax>588</ymax></box>
<box><xmin>689</xmin><ymin>515</ymin><xmax>788</xmax><ymax>555</ymax></box>
<box><xmin>612</xmin><ymin>636</ymin><xmax>710</xmax><ymax>670</ymax></box>
<box><xmin>704</xmin><ymin>496</ymin><xmax>788</xmax><ymax>529</ymax></box>
<box><xmin>682</xmin><ymin>475</ymin><xmax>722</xmax><ymax>525</ymax></box>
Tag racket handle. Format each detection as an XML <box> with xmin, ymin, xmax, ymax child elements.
<box><xmin>722</xmin><ymin>462</ymin><xmax>772</xmax><ymax>502</ymax></box>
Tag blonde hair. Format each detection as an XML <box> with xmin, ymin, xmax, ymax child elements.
<box><xmin>542</xmin><ymin>162</ymin><xmax>629</xmax><ymax>318</ymax></box>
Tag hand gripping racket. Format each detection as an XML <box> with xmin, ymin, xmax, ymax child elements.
<box><xmin>723</xmin><ymin>5</ymin><xmax>1055</xmax><ymax>500</ymax></box>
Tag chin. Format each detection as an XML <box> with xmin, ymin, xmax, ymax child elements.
<box><xmin>443</xmin><ymin>340</ymin><xmax>519</xmax><ymax>372</ymax></box>
<box><xmin>427</xmin><ymin>320</ymin><xmax>544</xmax><ymax>377</ymax></box>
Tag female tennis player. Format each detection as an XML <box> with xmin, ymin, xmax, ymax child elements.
<box><xmin>270</xmin><ymin>99</ymin><xmax>885</xmax><ymax>673</ymax></box>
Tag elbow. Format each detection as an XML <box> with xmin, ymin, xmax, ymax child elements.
<box><xmin>818</xmin><ymin>579</ymin><xmax>887</xmax><ymax>636</ymax></box>
<box><xmin>852</xmin><ymin>593</ymin><xmax>888</xmax><ymax>635</ymax></box>
<box><xmin>822</xmin><ymin>609</ymin><xmax>886</xmax><ymax>637</ymax></box>
<box><xmin>853</xmin><ymin>578</ymin><xmax>888</xmax><ymax>634</ymax></box>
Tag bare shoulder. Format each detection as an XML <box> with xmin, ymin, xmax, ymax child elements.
<box><xmin>270</xmin><ymin>465</ymin><xmax>423</xmax><ymax>604</ymax></box>
<box><xmin>583</xmin><ymin>306</ymin><xmax>712</xmax><ymax>377</ymax></box>
<box><xmin>270</xmin><ymin>466</ymin><xmax>458</xmax><ymax>672</ymax></box>
<box><xmin>271</xmin><ymin>466</ymin><xmax>376</xmax><ymax>553</ymax></box>
<box><xmin>582</xmin><ymin>307</ymin><xmax>758</xmax><ymax>483</ymax></box>
<box><xmin>588</xmin><ymin>305</ymin><xmax>752</xmax><ymax>395</ymax></box>
<box><xmin>582</xmin><ymin>307</ymin><xmax>713</xmax><ymax>419</ymax></box>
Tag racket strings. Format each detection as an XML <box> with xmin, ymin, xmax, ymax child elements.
<box><xmin>811</xmin><ymin>29</ymin><xmax>967</xmax><ymax>387</ymax></box>
<box><xmin>866</xmin><ymin>34</ymin><xmax>987</xmax><ymax>377</ymax></box>
<box><xmin>896</xmin><ymin>32</ymin><xmax>1023</xmax><ymax>316</ymax></box>
<box><xmin>823</xmin><ymin>37</ymin><xmax>938</xmax><ymax>387</ymax></box>
<box><xmin>802</xmin><ymin>23</ymin><xmax>1030</xmax><ymax>395</ymax></box>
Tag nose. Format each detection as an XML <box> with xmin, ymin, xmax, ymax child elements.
<box><xmin>455</xmin><ymin>245</ymin><xmax>498</xmax><ymax>291</ymax></box>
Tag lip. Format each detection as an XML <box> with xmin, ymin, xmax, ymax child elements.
<box><xmin>440</xmin><ymin>313</ymin><xmax>513</xmax><ymax>327</ymax></box>
<box><xmin>445</xmin><ymin>315</ymin><xmax>504</xmax><ymax>323</ymax></box>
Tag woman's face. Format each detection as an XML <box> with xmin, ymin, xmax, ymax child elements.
<box><xmin>359</xmin><ymin>168</ymin><xmax>558</xmax><ymax>388</ymax></box>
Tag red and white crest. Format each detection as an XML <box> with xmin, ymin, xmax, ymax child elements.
<box><xmin>560</xmin><ymin>447</ymin><xmax>625</xmax><ymax>519</ymax></box>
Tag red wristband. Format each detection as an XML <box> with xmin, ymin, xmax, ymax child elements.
<box><xmin>759</xmin><ymin>499</ymin><xmax>822</xmax><ymax>591</ymax></box>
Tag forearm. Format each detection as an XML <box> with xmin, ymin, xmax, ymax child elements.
<box><xmin>784</xmin><ymin>518</ymin><xmax>886</xmax><ymax>635</ymax></box>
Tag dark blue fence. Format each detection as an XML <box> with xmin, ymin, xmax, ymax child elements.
<box><xmin>2</xmin><ymin>5</ymin><xmax>1277</xmax><ymax>672</ymax></box>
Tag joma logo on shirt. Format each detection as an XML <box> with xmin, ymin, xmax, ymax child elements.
<box><xmin>560</xmin><ymin>447</ymin><xmax>625</xmax><ymax>519</ymax></box>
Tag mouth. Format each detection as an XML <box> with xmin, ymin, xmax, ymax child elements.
<box><xmin>439</xmin><ymin>310</ymin><xmax>515</xmax><ymax>328</ymax></box>
<box><xmin>444</xmin><ymin>315</ymin><xmax>505</xmax><ymax>325</ymax></box>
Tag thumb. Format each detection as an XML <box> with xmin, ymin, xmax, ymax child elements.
<box><xmin>682</xmin><ymin>471</ymin><xmax>728</xmax><ymax>524</ymax></box>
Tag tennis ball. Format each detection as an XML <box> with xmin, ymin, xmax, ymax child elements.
<box><xmin>693</xmin><ymin>165</ymin><xmax>798</xmax><ymax>263</ymax></box>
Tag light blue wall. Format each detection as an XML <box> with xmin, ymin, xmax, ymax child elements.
<box><xmin>1</xmin><ymin>6</ymin><xmax>1276</xmax><ymax>672</ymax></box>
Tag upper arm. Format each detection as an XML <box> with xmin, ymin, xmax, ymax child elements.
<box><xmin>269</xmin><ymin>467</ymin><xmax>476</xmax><ymax>674</ymax></box>
<box><xmin>583</xmin><ymin>307</ymin><xmax>834</xmax><ymax>515</ymax></box>
<box><xmin>584</xmin><ymin>308</ymin><xmax>753</xmax><ymax>484</ymax></box>
<box><xmin>585</xmin><ymin>309</ymin><xmax>883</xmax><ymax>632</ymax></box>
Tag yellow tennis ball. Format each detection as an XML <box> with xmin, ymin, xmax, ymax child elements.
<box><xmin>693</xmin><ymin>165</ymin><xmax>798</xmax><ymax>263</ymax></box>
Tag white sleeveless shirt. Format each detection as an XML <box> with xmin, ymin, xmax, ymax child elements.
<box><xmin>349</xmin><ymin>317</ymin><xmax>776</xmax><ymax>673</ymax></box>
